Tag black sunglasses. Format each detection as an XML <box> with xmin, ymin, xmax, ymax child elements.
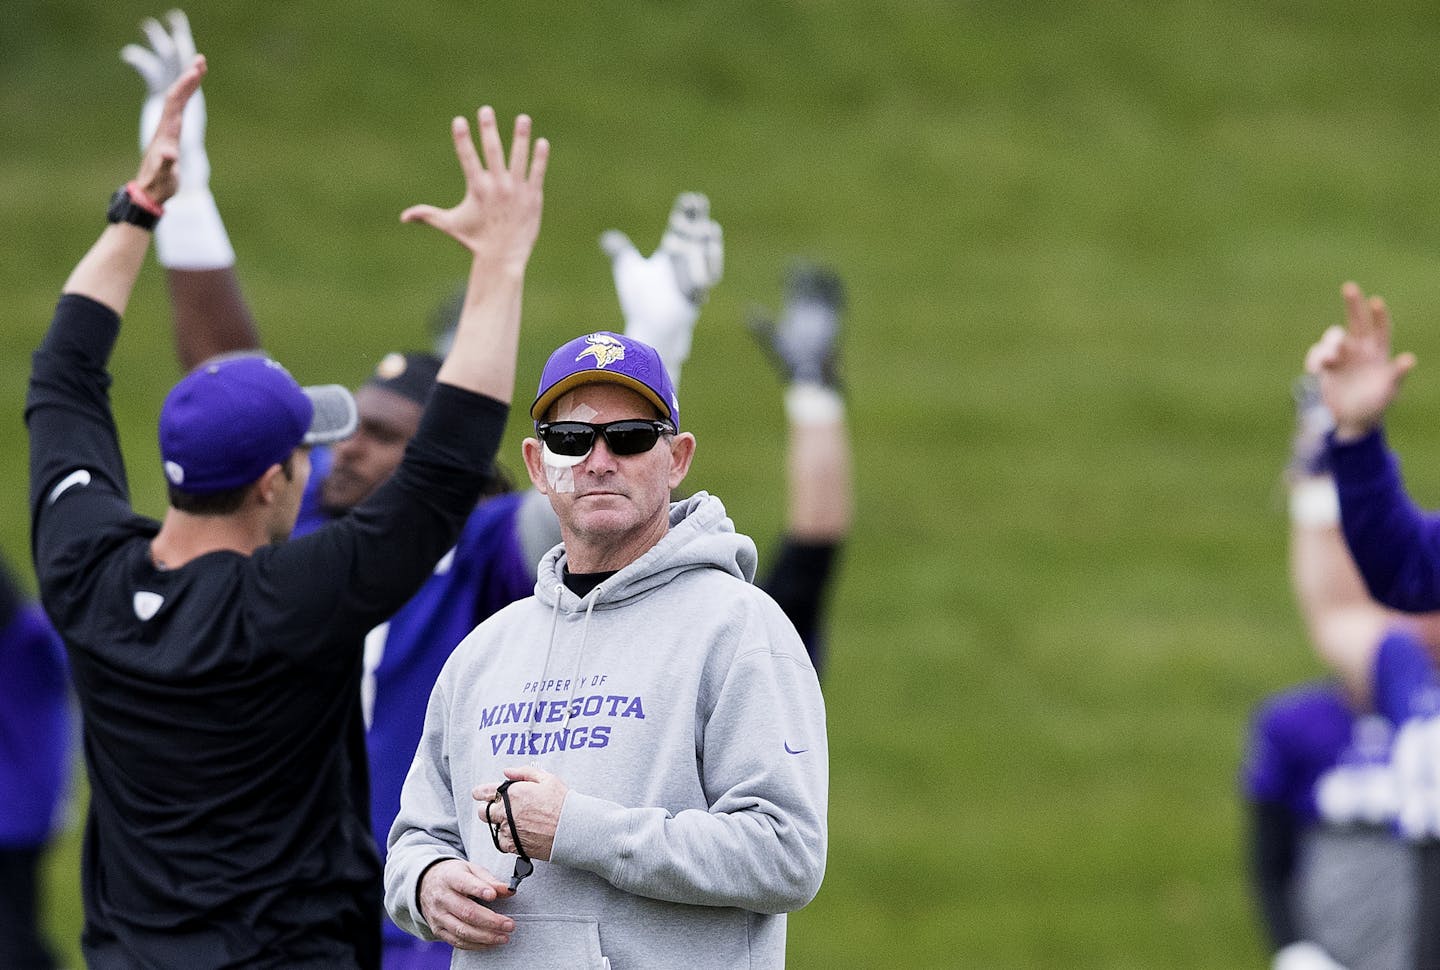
<box><xmin>536</xmin><ymin>419</ymin><xmax>675</xmax><ymax>457</ymax></box>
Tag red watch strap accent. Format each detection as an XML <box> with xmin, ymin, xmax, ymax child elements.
<box><xmin>124</xmin><ymin>180</ymin><xmax>165</xmax><ymax>218</ymax></box>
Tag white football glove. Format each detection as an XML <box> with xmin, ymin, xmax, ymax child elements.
<box><xmin>120</xmin><ymin>9</ymin><xmax>233</xmax><ymax>269</ymax></box>
<box><xmin>602</xmin><ymin>192</ymin><xmax>723</xmax><ymax>388</ymax></box>
<box><xmin>1272</xmin><ymin>941</ymin><xmax>1350</xmax><ymax>970</ymax></box>
<box><xmin>122</xmin><ymin>10</ymin><xmax>208</xmax><ymax>189</ymax></box>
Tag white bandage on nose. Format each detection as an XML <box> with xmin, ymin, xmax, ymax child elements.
<box><xmin>541</xmin><ymin>403</ymin><xmax>598</xmax><ymax>494</ymax></box>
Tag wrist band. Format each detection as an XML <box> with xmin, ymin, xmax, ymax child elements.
<box><xmin>785</xmin><ymin>382</ymin><xmax>845</xmax><ymax>426</ymax></box>
<box><xmin>155</xmin><ymin>189</ymin><xmax>236</xmax><ymax>270</ymax></box>
<box><xmin>124</xmin><ymin>180</ymin><xmax>165</xmax><ymax>218</ymax></box>
<box><xmin>1289</xmin><ymin>477</ymin><xmax>1340</xmax><ymax>527</ymax></box>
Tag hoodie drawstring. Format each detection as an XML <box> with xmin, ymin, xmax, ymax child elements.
<box><xmin>532</xmin><ymin>581</ymin><xmax>603</xmax><ymax>745</ymax></box>
<box><xmin>560</xmin><ymin>585</ymin><xmax>603</xmax><ymax>730</ymax></box>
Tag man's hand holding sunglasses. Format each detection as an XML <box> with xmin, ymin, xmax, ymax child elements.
<box><xmin>473</xmin><ymin>765</ymin><xmax>569</xmax><ymax>866</ymax></box>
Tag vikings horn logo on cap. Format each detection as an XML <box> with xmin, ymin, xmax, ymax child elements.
<box><xmin>575</xmin><ymin>333</ymin><xmax>627</xmax><ymax>369</ymax></box>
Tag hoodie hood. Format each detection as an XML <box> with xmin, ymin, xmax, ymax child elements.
<box><xmin>534</xmin><ymin>491</ymin><xmax>755</xmax><ymax>613</ymax></box>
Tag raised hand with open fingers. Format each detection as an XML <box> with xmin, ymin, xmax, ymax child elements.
<box><xmin>401</xmin><ymin>106</ymin><xmax>548</xmax><ymax>274</ymax></box>
<box><xmin>1309</xmin><ymin>281</ymin><xmax>1417</xmax><ymax>442</ymax></box>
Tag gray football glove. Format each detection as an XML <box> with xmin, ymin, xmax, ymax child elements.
<box><xmin>747</xmin><ymin>262</ymin><xmax>846</xmax><ymax>388</ymax></box>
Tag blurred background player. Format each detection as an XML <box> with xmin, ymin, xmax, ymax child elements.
<box><xmin>1305</xmin><ymin>282</ymin><xmax>1440</xmax><ymax>970</ymax></box>
<box><xmin>0</xmin><ymin>553</ymin><xmax>71</xmax><ymax>970</ymax></box>
<box><xmin>745</xmin><ymin>263</ymin><xmax>852</xmax><ymax>676</ymax></box>
<box><xmin>1242</xmin><ymin>374</ymin><xmax>1440</xmax><ymax>970</ymax></box>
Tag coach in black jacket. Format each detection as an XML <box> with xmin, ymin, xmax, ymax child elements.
<box><xmin>25</xmin><ymin>56</ymin><xmax>547</xmax><ymax>969</ymax></box>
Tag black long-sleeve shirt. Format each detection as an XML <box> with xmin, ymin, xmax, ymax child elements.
<box><xmin>26</xmin><ymin>293</ymin><xmax>507</xmax><ymax>969</ymax></box>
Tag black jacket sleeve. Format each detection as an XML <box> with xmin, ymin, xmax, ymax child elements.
<box><xmin>249</xmin><ymin>383</ymin><xmax>509</xmax><ymax>663</ymax></box>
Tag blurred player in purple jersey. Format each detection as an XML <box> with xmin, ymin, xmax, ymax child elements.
<box><xmin>122</xmin><ymin>13</ymin><xmax>846</xmax><ymax>967</ymax></box>
<box><xmin>1303</xmin><ymin>282</ymin><xmax>1440</xmax><ymax>969</ymax></box>
<box><xmin>1243</xmin><ymin>683</ymin><xmax>1410</xmax><ymax>970</ymax></box>
<box><xmin>0</xmin><ymin>554</ymin><xmax>71</xmax><ymax>970</ymax></box>
<box><xmin>1246</xmin><ymin>371</ymin><xmax>1440</xmax><ymax>969</ymax></box>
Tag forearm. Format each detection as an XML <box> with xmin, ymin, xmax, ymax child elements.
<box><xmin>552</xmin><ymin>792</ymin><xmax>826</xmax><ymax>913</ymax></box>
<box><xmin>167</xmin><ymin>267</ymin><xmax>260</xmax><ymax>369</ymax></box>
<box><xmin>1288</xmin><ymin>511</ymin><xmax>1390</xmax><ymax>703</ymax></box>
<box><xmin>784</xmin><ymin>384</ymin><xmax>852</xmax><ymax>542</ymax></box>
<box><xmin>61</xmin><ymin>224</ymin><xmax>152</xmax><ymax>317</ymax></box>
<box><xmin>384</xmin><ymin>686</ymin><xmax>465</xmax><ymax>940</ymax></box>
<box><xmin>760</xmin><ymin>539</ymin><xmax>839</xmax><ymax>651</ymax></box>
<box><xmin>26</xmin><ymin>295</ymin><xmax>132</xmax><ymax>572</ymax></box>
<box><xmin>385</xmin><ymin>837</ymin><xmax>463</xmax><ymax>941</ymax></box>
<box><xmin>553</xmin><ymin>637</ymin><xmax>828</xmax><ymax>913</ymax></box>
<box><xmin>437</xmin><ymin>260</ymin><xmax>524</xmax><ymax>404</ymax></box>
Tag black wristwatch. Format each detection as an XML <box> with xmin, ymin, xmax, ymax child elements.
<box><xmin>106</xmin><ymin>183</ymin><xmax>162</xmax><ymax>231</ymax></box>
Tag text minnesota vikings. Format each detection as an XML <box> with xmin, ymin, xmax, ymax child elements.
<box><xmin>482</xmin><ymin>673</ymin><xmax>645</xmax><ymax>756</ymax></box>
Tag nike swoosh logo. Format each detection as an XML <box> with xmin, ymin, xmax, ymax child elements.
<box><xmin>48</xmin><ymin>468</ymin><xmax>92</xmax><ymax>505</ymax></box>
<box><xmin>784</xmin><ymin>742</ymin><xmax>808</xmax><ymax>755</ymax></box>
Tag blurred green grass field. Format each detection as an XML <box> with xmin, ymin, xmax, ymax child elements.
<box><xmin>10</xmin><ymin>1</ymin><xmax>1440</xmax><ymax>966</ymax></box>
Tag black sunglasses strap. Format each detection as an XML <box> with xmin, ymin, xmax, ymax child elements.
<box><xmin>496</xmin><ymin>779</ymin><xmax>534</xmax><ymax>891</ymax></box>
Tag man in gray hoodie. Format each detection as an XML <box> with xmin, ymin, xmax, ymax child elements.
<box><xmin>384</xmin><ymin>330</ymin><xmax>829</xmax><ymax>968</ymax></box>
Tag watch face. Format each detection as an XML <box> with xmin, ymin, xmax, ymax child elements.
<box><xmin>106</xmin><ymin>185</ymin><xmax>158</xmax><ymax>229</ymax></box>
<box><xmin>106</xmin><ymin>188</ymin><xmax>129</xmax><ymax>222</ymax></box>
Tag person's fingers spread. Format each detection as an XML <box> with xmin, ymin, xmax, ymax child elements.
<box><xmin>1342</xmin><ymin>280</ymin><xmax>1373</xmax><ymax>340</ymax></box>
<box><xmin>528</xmin><ymin>138</ymin><xmax>550</xmax><ymax>186</ymax></box>
<box><xmin>477</xmin><ymin>105</ymin><xmax>507</xmax><ymax>174</ymax></box>
<box><xmin>508</xmin><ymin>115</ymin><xmax>531</xmax><ymax>181</ymax></box>
<box><xmin>399</xmin><ymin>205</ymin><xmax>441</xmax><ymax>225</ymax></box>
<box><xmin>1370</xmin><ymin>296</ymin><xmax>1392</xmax><ymax>339</ymax></box>
<box><xmin>450</xmin><ymin>116</ymin><xmax>484</xmax><ymax>190</ymax></box>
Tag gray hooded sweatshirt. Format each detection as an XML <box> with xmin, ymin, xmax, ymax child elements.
<box><xmin>384</xmin><ymin>492</ymin><xmax>829</xmax><ymax>969</ymax></box>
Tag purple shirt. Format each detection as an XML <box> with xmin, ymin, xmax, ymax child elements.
<box><xmin>0</xmin><ymin>603</ymin><xmax>71</xmax><ymax>845</ymax></box>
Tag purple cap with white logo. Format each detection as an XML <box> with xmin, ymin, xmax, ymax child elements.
<box><xmin>530</xmin><ymin>331</ymin><xmax>679</xmax><ymax>429</ymax></box>
<box><xmin>159</xmin><ymin>353</ymin><xmax>357</xmax><ymax>495</ymax></box>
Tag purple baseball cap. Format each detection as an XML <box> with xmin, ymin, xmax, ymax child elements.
<box><xmin>530</xmin><ymin>331</ymin><xmax>679</xmax><ymax>429</ymax></box>
<box><xmin>159</xmin><ymin>353</ymin><xmax>358</xmax><ymax>495</ymax></box>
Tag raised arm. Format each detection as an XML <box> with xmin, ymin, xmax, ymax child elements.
<box><xmin>123</xmin><ymin>10</ymin><xmax>259</xmax><ymax>368</ymax></box>
<box><xmin>745</xmin><ymin>263</ymin><xmax>853</xmax><ymax>672</ymax></box>
<box><xmin>401</xmin><ymin>107</ymin><xmax>548</xmax><ymax>404</ymax></box>
<box><xmin>63</xmin><ymin>56</ymin><xmax>206</xmax><ymax>314</ymax></box>
<box><xmin>1285</xmin><ymin>377</ymin><xmax>1393</xmax><ymax>705</ymax></box>
<box><xmin>1304</xmin><ymin>285</ymin><xmax>1440</xmax><ymax>612</ymax></box>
